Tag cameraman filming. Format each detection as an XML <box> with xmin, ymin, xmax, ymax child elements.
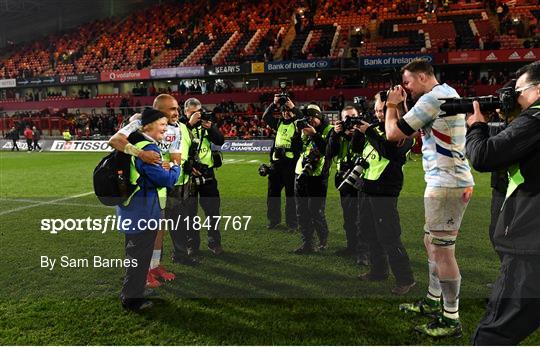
<box><xmin>178</xmin><ymin>97</ymin><xmax>225</xmax><ymax>256</ymax></box>
<box><xmin>327</xmin><ymin>104</ymin><xmax>369</xmax><ymax>263</ymax></box>
<box><xmin>466</xmin><ymin>61</ymin><xmax>540</xmax><ymax>345</ymax></box>
<box><xmin>293</xmin><ymin>103</ymin><xmax>333</xmax><ymax>254</ymax></box>
<box><xmin>351</xmin><ymin>93</ymin><xmax>415</xmax><ymax>295</ymax></box>
<box><xmin>261</xmin><ymin>93</ymin><xmax>302</xmax><ymax>230</ymax></box>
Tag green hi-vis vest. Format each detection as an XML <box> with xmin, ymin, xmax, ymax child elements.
<box><xmin>123</xmin><ymin>140</ymin><xmax>167</xmax><ymax>209</ymax></box>
<box><xmin>295</xmin><ymin>124</ymin><xmax>333</xmax><ymax>176</ymax></box>
<box><xmin>334</xmin><ymin>136</ymin><xmax>357</xmax><ymax>172</ymax></box>
<box><xmin>362</xmin><ymin>127</ymin><xmax>390</xmax><ymax>181</ymax></box>
<box><xmin>62</xmin><ymin>131</ymin><xmax>72</xmax><ymax>141</ymax></box>
<box><xmin>273</xmin><ymin>121</ymin><xmax>297</xmax><ymax>160</ymax></box>
<box><xmin>505</xmin><ymin>104</ymin><xmax>540</xmax><ymax>200</ymax></box>
<box><xmin>177</xmin><ymin>123</ymin><xmax>192</xmax><ymax>185</ymax></box>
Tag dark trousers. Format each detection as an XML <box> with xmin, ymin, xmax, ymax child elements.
<box><xmin>185</xmin><ymin>174</ymin><xmax>222</xmax><ymax>250</ymax></box>
<box><xmin>165</xmin><ymin>185</ymin><xmax>190</xmax><ymax>260</ymax></box>
<box><xmin>33</xmin><ymin>139</ymin><xmax>41</xmax><ymax>150</ymax></box>
<box><xmin>473</xmin><ymin>254</ymin><xmax>540</xmax><ymax>345</ymax></box>
<box><xmin>26</xmin><ymin>139</ymin><xmax>33</xmax><ymax>151</ymax></box>
<box><xmin>120</xmin><ymin>229</ymin><xmax>157</xmax><ymax>308</ymax></box>
<box><xmin>267</xmin><ymin>160</ymin><xmax>297</xmax><ymax>227</ymax></box>
<box><xmin>295</xmin><ymin>175</ymin><xmax>329</xmax><ymax>246</ymax></box>
<box><xmin>11</xmin><ymin>139</ymin><xmax>19</xmax><ymax>151</ymax></box>
<box><xmin>336</xmin><ymin>173</ymin><xmax>367</xmax><ymax>253</ymax></box>
<box><xmin>489</xmin><ymin>188</ymin><xmax>506</xmax><ymax>262</ymax></box>
<box><xmin>358</xmin><ymin>193</ymin><xmax>414</xmax><ymax>285</ymax></box>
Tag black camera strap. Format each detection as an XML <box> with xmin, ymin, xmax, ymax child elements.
<box><xmin>193</xmin><ymin>126</ymin><xmax>205</xmax><ymax>153</ymax></box>
<box><xmin>344</xmin><ymin>135</ymin><xmax>355</xmax><ymax>165</ymax></box>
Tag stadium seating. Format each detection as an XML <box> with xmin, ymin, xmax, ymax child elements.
<box><xmin>0</xmin><ymin>0</ymin><xmax>537</xmax><ymax>79</ymax></box>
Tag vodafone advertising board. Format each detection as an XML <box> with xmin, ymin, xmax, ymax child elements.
<box><xmin>448</xmin><ymin>48</ymin><xmax>539</xmax><ymax>64</ymax></box>
<box><xmin>100</xmin><ymin>70</ymin><xmax>150</xmax><ymax>82</ymax></box>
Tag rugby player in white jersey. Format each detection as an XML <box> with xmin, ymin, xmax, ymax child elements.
<box><xmin>384</xmin><ymin>60</ymin><xmax>474</xmax><ymax>338</ymax></box>
<box><xmin>109</xmin><ymin>94</ymin><xmax>182</xmax><ymax>288</ymax></box>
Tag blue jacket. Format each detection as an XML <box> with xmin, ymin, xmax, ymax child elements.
<box><xmin>116</xmin><ymin>143</ymin><xmax>180</xmax><ymax>234</ymax></box>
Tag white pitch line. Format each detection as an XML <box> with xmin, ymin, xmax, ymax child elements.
<box><xmin>0</xmin><ymin>191</ymin><xmax>95</xmax><ymax>216</ymax></box>
<box><xmin>0</xmin><ymin>197</ymin><xmax>111</xmax><ymax>209</ymax></box>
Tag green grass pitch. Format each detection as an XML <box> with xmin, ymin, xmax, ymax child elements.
<box><xmin>0</xmin><ymin>151</ymin><xmax>538</xmax><ymax>345</ymax></box>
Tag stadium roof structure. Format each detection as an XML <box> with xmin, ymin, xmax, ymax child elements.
<box><xmin>0</xmin><ymin>0</ymin><xmax>147</xmax><ymax>46</ymax></box>
<box><xmin>0</xmin><ymin>0</ymin><xmax>46</xmax><ymax>21</ymax></box>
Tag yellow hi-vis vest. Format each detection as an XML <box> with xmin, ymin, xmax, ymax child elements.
<box><xmin>273</xmin><ymin>121</ymin><xmax>297</xmax><ymax>160</ymax></box>
<box><xmin>362</xmin><ymin>127</ymin><xmax>390</xmax><ymax>181</ymax></box>
<box><xmin>334</xmin><ymin>136</ymin><xmax>357</xmax><ymax>172</ymax></box>
<box><xmin>63</xmin><ymin>131</ymin><xmax>72</xmax><ymax>141</ymax></box>
<box><xmin>295</xmin><ymin>124</ymin><xmax>333</xmax><ymax>176</ymax></box>
<box><xmin>123</xmin><ymin>140</ymin><xmax>167</xmax><ymax>209</ymax></box>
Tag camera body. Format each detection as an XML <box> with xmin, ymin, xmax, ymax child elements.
<box><xmin>296</xmin><ymin>148</ymin><xmax>321</xmax><ymax>182</ymax></box>
<box><xmin>378</xmin><ymin>90</ymin><xmax>388</xmax><ymax>102</ymax></box>
<box><xmin>192</xmin><ymin>160</ymin><xmax>209</xmax><ymax>175</ymax></box>
<box><xmin>295</xmin><ymin>117</ymin><xmax>310</xmax><ymax>130</ymax></box>
<box><xmin>277</xmin><ymin>81</ymin><xmax>290</xmax><ymax>112</ymax></box>
<box><xmin>200</xmin><ymin>110</ymin><xmax>215</xmax><ymax>122</ymax></box>
<box><xmin>439</xmin><ymin>81</ymin><xmax>517</xmax><ymax>117</ymax></box>
<box><xmin>258</xmin><ymin>163</ymin><xmax>273</xmax><ymax>177</ymax></box>
<box><xmin>184</xmin><ymin>138</ymin><xmax>209</xmax><ymax>177</ymax></box>
<box><xmin>342</xmin><ymin>116</ymin><xmax>363</xmax><ymax>130</ymax></box>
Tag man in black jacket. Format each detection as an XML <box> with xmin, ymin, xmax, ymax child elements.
<box><xmin>181</xmin><ymin>98</ymin><xmax>226</xmax><ymax>256</ymax></box>
<box><xmin>352</xmin><ymin>94</ymin><xmax>415</xmax><ymax>295</ymax></box>
<box><xmin>466</xmin><ymin>61</ymin><xmax>540</xmax><ymax>345</ymax></box>
<box><xmin>327</xmin><ymin>105</ymin><xmax>369</xmax><ymax>263</ymax></box>
<box><xmin>487</xmin><ymin>121</ymin><xmax>508</xmax><ymax>262</ymax></box>
<box><xmin>7</xmin><ymin>126</ymin><xmax>20</xmax><ymax>151</ymax></box>
<box><xmin>262</xmin><ymin>95</ymin><xmax>302</xmax><ymax>230</ymax></box>
<box><xmin>293</xmin><ymin>104</ymin><xmax>333</xmax><ymax>254</ymax></box>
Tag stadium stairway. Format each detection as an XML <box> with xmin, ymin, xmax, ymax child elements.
<box><xmin>274</xmin><ymin>25</ymin><xmax>296</xmax><ymax>60</ymax></box>
<box><xmin>213</xmin><ymin>31</ymin><xmax>241</xmax><ymax>65</ymax></box>
<box><xmin>195</xmin><ymin>33</ymin><xmax>234</xmax><ymax>66</ymax></box>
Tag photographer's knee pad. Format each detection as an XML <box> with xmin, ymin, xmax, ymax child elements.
<box><xmin>430</xmin><ymin>233</ymin><xmax>457</xmax><ymax>249</ymax></box>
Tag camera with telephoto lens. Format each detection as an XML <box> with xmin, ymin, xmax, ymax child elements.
<box><xmin>296</xmin><ymin>148</ymin><xmax>321</xmax><ymax>183</ymax></box>
<box><xmin>258</xmin><ymin>163</ymin><xmax>273</xmax><ymax>177</ymax></box>
<box><xmin>439</xmin><ymin>81</ymin><xmax>517</xmax><ymax>117</ymax></box>
<box><xmin>338</xmin><ymin>156</ymin><xmax>369</xmax><ymax>191</ymax></box>
<box><xmin>184</xmin><ymin>138</ymin><xmax>209</xmax><ymax>177</ymax></box>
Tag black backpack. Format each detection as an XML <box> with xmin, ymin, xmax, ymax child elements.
<box><xmin>93</xmin><ymin>132</ymin><xmax>145</xmax><ymax>206</ymax></box>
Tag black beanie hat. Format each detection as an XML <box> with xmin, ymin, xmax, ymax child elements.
<box><xmin>141</xmin><ymin>107</ymin><xmax>165</xmax><ymax>126</ymax></box>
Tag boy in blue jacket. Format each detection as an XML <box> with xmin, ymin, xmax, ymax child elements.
<box><xmin>117</xmin><ymin>108</ymin><xmax>180</xmax><ymax>311</ymax></box>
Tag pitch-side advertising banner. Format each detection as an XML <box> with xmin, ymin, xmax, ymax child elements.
<box><xmin>359</xmin><ymin>54</ymin><xmax>434</xmax><ymax>68</ymax></box>
<box><xmin>266</xmin><ymin>59</ymin><xmax>332</xmax><ymax>73</ymax></box>
<box><xmin>447</xmin><ymin>48</ymin><xmax>540</xmax><ymax>64</ymax></box>
<box><xmin>50</xmin><ymin>140</ymin><xmax>113</xmax><ymax>152</ymax></box>
<box><xmin>1</xmin><ymin>139</ymin><xmax>274</xmax><ymax>152</ymax></box>
<box><xmin>0</xmin><ymin>139</ymin><xmax>54</xmax><ymax>151</ymax></box>
<box><xmin>214</xmin><ymin>140</ymin><xmax>273</xmax><ymax>152</ymax></box>
<box><xmin>0</xmin><ymin>79</ymin><xmax>17</xmax><ymax>88</ymax></box>
<box><xmin>100</xmin><ymin>70</ymin><xmax>151</xmax><ymax>82</ymax></box>
<box><xmin>58</xmin><ymin>74</ymin><xmax>100</xmax><ymax>84</ymax></box>
<box><xmin>150</xmin><ymin>66</ymin><xmax>205</xmax><ymax>79</ymax></box>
